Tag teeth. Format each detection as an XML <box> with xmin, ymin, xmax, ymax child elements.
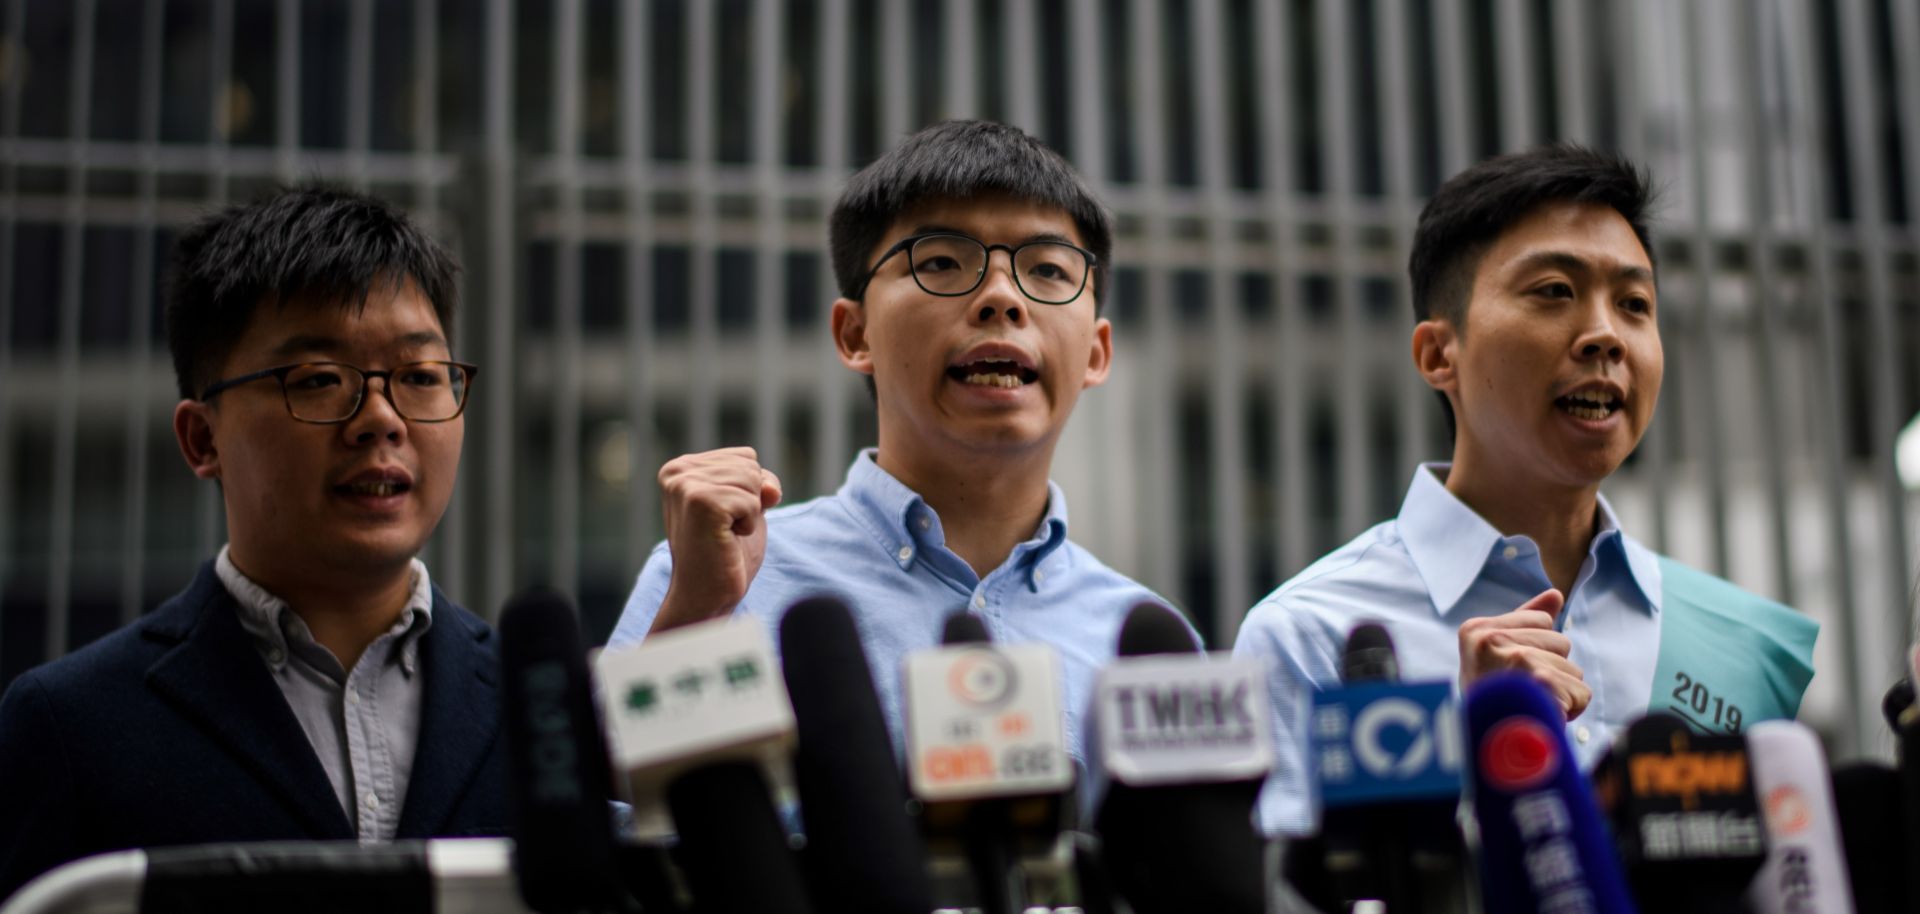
<box><xmin>1567</xmin><ymin>390</ymin><xmax>1615</xmax><ymax>407</ymax></box>
<box><xmin>346</xmin><ymin>481</ymin><xmax>399</xmax><ymax>497</ymax></box>
<box><xmin>1564</xmin><ymin>404</ymin><xmax>1611</xmax><ymax>421</ymax></box>
<box><xmin>964</xmin><ymin>373</ymin><xmax>1024</xmax><ymax>389</ymax></box>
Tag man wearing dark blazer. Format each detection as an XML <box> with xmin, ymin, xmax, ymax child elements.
<box><xmin>0</xmin><ymin>186</ymin><xmax>507</xmax><ymax>899</ymax></box>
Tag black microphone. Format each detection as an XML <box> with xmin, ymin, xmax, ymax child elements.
<box><xmin>665</xmin><ymin>761</ymin><xmax>813</xmax><ymax>914</ymax></box>
<box><xmin>1092</xmin><ymin>602</ymin><xmax>1265</xmax><ymax>914</ymax></box>
<box><xmin>942</xmin><ymin>610</ymin><xmax>992</xmax><ymax>645</ymax></box>
<box><xmin>1591</xmin><ymin>713</ymin><xmax>1767</xmax><ymax>914</ymax></box>
<box><xmin>498</xmin><ymin>588</ymin><xmax>628</xmax><ymax>914</ymax></box>
<box><xmin>1830</xmin><ymin>761</ymin><xmax>1908</xmax><ymax>912</ymax></box>
<box><xmin>778</xmin><ymin>596</ymin><xmax>934</xmax><ymax>913</ymax></box>
<box><xmin>1313</xmin><ymin>622</ymin><xmax>1468</xmax><ymax>914</ymax></box>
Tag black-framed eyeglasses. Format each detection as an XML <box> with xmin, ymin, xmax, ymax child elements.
<box><xmin>198</xmin><ymin>360</ymin><xmax>478</xmax><ymax>424</ymax></box>
<box><xmin>854</xmin><ymin>232</ymin><xmax>1098</xmax><ymax>305</ymax></box>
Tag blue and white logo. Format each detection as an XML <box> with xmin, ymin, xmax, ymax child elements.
<box><xmin>1311</xmin><ymin>681</ymin><xmax>1462</xmax><ymax>807</ymax></box>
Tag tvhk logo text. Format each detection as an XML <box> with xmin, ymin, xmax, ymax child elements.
<box><xmin>1311</xmin><ymin>681</ymin><xmax>1462</xmax><ymax>807</ymax></box>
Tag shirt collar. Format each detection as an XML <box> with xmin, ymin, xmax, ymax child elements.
<box><xmin>217</xmin><ymin>544</ymin><xmax>436</xmax><ymax>675</ymax></box>
<box><xmin>1397</xmin><ymin>463</ymin><xmax>1660</xmax><ymax>616</ymax></box>
<box><xmin>839</xmin><ymin>449</ymin><xmax>1071</xmax><ymax>574</ymax></box>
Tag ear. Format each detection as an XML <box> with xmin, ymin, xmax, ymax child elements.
<box><xmin>1081</xmin><ymin>317</ymin><xmax>1113</xmax><ymax>389</ymax></box>
<box><xmin>830</xmin><ymin>298</ymin><xmax>874</xmax><ymax>378</ymax></box>
<box><xmin>1411</xmin><ymin>318</ymin><xmax>1460</xmax><ymax>396</ymax></box>
<box><xmin>174</xmin><ymin>399</ymin><xmax>223</xmax><ymax>481</ymax></box>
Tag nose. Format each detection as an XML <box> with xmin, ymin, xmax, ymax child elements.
<box><xmin>1573</xmin><ymin>299</ymin><xmax>1625</xmax><ymax>363</ymax></box>
<box><xmin>969</xmin><ymin>249</ymin><xmax>1027</xmax><ymax>326</ymax></box>
<box><xmin>342</xmin><ymin>375</ymin><xmax>408</xmax><ymax>446</ymax></box>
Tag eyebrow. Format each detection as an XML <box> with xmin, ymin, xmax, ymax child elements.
<box><xmin>909</xmin><ymin>225</ymin><xmax>1080</xmax><ymax>247</ymax></box>
<box><xmin>269</xmin><ymin>330</ymin><xmax>447</xmax><ymax>359</ymax></box>
<box><xmin>1511</xmin><ymin>249</ymin><xmax>1654</xmax><ymax>285</ymax></box>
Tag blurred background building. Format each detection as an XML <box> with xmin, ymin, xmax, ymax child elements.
<box><xmin>2</xmin><ymin>0</ymin><xmax>1917</xmax><ymax>759</ymax></box>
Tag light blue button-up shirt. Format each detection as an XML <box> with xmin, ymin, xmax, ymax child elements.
<box><xmin>610</xmin><ymin>450</ymin><xmax>1178</xmax><ymax>770</ymax></box>
<box><xmin>1232</xmin><ymin>463</ymin><xmax>1664</xmax><ymax>835</ymax></box>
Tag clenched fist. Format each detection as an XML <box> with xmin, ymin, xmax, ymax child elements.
<box><xmin>650</xmin><ymin>447</ymin><xmax>783</xmax><ymax>634</ymax></box>
<box><xmin>1457</xmin><ymin>589</ymin><xmax>1590</xmax><ymax>720</ymax></box>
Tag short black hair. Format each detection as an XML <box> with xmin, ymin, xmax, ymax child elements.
<box><xmin>829</xmin><ymin>120</ymin><xmax>1113</xmax><ymax>310</ymax></box>
<box><xmin>165</xmin><ymin>184</ymin><xmax>461</xmax><ymax>400</ymax></box>
<box><xmin>1408</xmin><ymin>144</ymin><xmax>1658</xmax><ymax>433</ymax></box>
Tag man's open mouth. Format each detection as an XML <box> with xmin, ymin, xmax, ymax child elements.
<box><xmin>335</xmin><ymin>480</ymin><xmax>411</xmax><ymax>497</ymax></box>
<box><xmin>1555</xmin><ymin>390</ymin><xmax>1622</xmax><ymax>421</ymax></box>
<box><xmin>947</xmin><ymin>359</ymin><xmax>1038</xmax><ymax>389</ymax></box>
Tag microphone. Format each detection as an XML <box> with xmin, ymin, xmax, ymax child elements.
<box><xmin>497</xmin><ymin>588</ymin><xmax>627</xmax><ymax>913</ymax></box>
<box><xmin>777</xmin><ymin>596</ymin><xmax>935</xmax><ymax>913</ymax></box>
<box><xmin>1310</xmin><ymin>622</ymin><xmax>1469</xmax><ymax>914</ymax></box>
<box><xmin>1465</xmin><ymin>671</ymin><xmax>1637</xmax><ymax>914</ymax></box>
<box><xmin>1091</xmin><ymin>602</ymin><xmax>1268</xmax><ymax>914</ymax></box>
<box><xmin>1829</xmin><ymin>762</ymin><xmax>1908</xmax><ymax>912</ymax></box>
<box><xmin>1742</xmin><ymin>721</ymin><xmax>1855</xmax><ymax>914</ymax></box>
<box><xmin>904</xmin><ymin>611</ymin><xmax>1072</xmax><ymax>914</ymax></box>
<box><xmin>1591</xmin><ymin>713</ymin><xmax>1766</xmax><ymax>914</ymax></box>
<box><xmin>594</xmin><ymin>617</ymin><xmax>806</xmax><ymax>912</ymax></box>
<box><xmin>665</xmin><ymin>762</ymin><xmax>813</xmax><ymax>914</ymax></box>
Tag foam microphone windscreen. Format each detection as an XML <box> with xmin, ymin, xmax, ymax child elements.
<box><xmin>1114</xmin><ymin>602</ymin><xmax>1201</xmax><ymax>656</ymax></box>
<box><xmin>1340</xmin><ymin>622</ymin><xmax>1399</xmax><ymax>683</ymax></box>
<box><xmin>1882</xmin><ymin>678</ymin><xmax>1914</xmax><ymax>732</ymax></box>
<box><xmin>1830</xmin><ymin>762</ymin><xmax>1907</xmax><ymax>913</ymax></box>
<box><xmin>1095</xmin><ymin>601</ymin><xmax>1265</xmax><ymax>914</ymax></box>
<box><xmin>498</xmin><ymin>588</ymin><xmax>624</xmax><ymax>913</ymax></box>
<box><xmin>666</xmin><ymin>761</ymin><xmax>813</xmax><ymax>914</ymax></box>
<box><xmin>942</xmin><ymin>610</ymin><xmax>992</xmax><ymax>645</ymax></box>
<box><xmin>779</xmin><ymin>597</ymin><xmax>935</xmax><ymax>914</ymax></box>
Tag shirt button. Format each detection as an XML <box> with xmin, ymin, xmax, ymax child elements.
<box><xmin>897</xmin><ymin>545</ymin><xmax>914</xmax><ymax>562</ymax></box>
<box><xmin>347</xmin><ymin>690</ymin><xmax>361</xmax><ymax>706</ymax></box>
<box><xmin>973</xmin><ymin>594</ymin><xmax>987</xmax><ymax>610</ymax></box>
<box><xmin>1502</xmin><ymin>545</ymin><xmax>1520</xmax><ymax>561</ymax></box>
<box><xmin>1575</xmin><ymin>726</ymin><xmax>1591</xmax><ymax>745</ymax></box>
<box><xmin>364</xmin><ymin>792</ymin><xmax>381</xmax><ymax>810</ymax></box>
<box><xmin>1034</xmin><ymin>570</ymin><xmax>1046</xmax><ymax>585</ymax></box>
<box><xmin>266</xmin><ymin>648</ymin><xmax>284</xmax><ymax>665</ymax></box>
<box><xmin>918</xmin><ymin>517</ymin><xmax>931</xmax><ymax>531</ymax></box>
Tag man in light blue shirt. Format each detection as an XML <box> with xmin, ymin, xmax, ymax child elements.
<box><xmin>1234</xmin><ymin>146</ymin><xmax>1817</xmax><ymax>834</ymax></box>
<box><xmin>610</xmin><ymin>121</ymin><xmax>1174</xmax><ymax>771</ymax></box>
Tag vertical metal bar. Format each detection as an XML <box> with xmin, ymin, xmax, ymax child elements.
<box><xmin>1380</xmin><ymin>0</ymin><xmax>1431</xmax><ymax>486</ymax></box>
<box><xmin>751</xmin><ymin>0</ymin><xmax>784</xmax><ymax>472</ymax></box>
<box><xmin>1493</xmin><ymin>0</ymin><xmax>1536</xmax><ymax>151</ymax></box>
<box><xmin>414</xmin><ymin>0</ymin><xmax>460</xmax><ymax>598</ymax></box>
<box><xmin>1550</xmin><ymin>0</ymin><xmax>1591</xmax><ymax>142</ymax></box>
<box><xmin>1126</xmin><ymin>0</ymin><xmax>1178</xmax><ymax>600</ymax></box>
<box><xmin>1891</xmin><ymin>0</ymin><xmax>1920</xmax><ymax>645</ymax></box>
<box><xmin>687</xmin><ymin>0</ymin><xmax>718</xmax><ymax>451</ymax></box>
<box><xmin>120</xmin><ymin>0</ymin><xmax>167</xmax><ymax>625</ymax></box>
<box><xmin>1679</xmin><ymin>0</ymin><xmax>1731</xmax><ymax>579</ymax></box>
<box><xmin>0</xmin><ymin>0</ymin><xmax>29</xmax><ymax>641</ymax></box>
<box><xmin>1782</xmin><ymin>0</ymin><xmax>1865</xmax><ymax>753</ymax></box>
<box><xmin>1001</xmin><ymin>0</ymin><xmax>1038</xmax><ymax>134</ymax></box>
<box><xmin>47</xmin><ymin>0</ymin><xmax>97</xmax><ymax>659</ymax></box>
<box><xmin>1317</xmin><ymin>0</ymin><xmax>1367</xmax><ymax>542</ymax></box>
<box><xmin>345</xmin><ymin>0</ymin><xmax>372</xmax><ymax>186</ymax></box>
<box><xmin>880</xmin><ymin>0</ymin><xmax>910</xmax><ymax>142</ymax></box>
<box><xmin>1613</xmin><ymin>0</ymin><xmax>1666</xmax><ymax>553</ymax></box>
<box><xmin>1431</xmin><ymin>0</ymin><xmax>1475</xmax><ymax>174</ymax></box>
<box><xmin>814</xmin><ymin>0</ymin><xmax>852</xmax><ymax>498</ymax></box>
<box><xmin>1835</xmin><ymin>0</ymin><xmax>1913</xmax><ymax>688</ymax></box>
<box><xmin>943</xmin><ymin>0</ymin><xmax>977</xmax><ymax>120</ymax></box>
<box><xmin>1066</xmin><ymin>0</ymin><xmax>1105</xmax><ymax>186</ymax></box>
<box><xmin>482</xmin><ymin>0</ymin><xmax>517</xmax><ymax>615</ymax></box>
<box><xmin>198</xmin><ymin>0</ymin><xmax>236</xmax><ymax>558</ymax></box>
<box><xmin>1190</xmin><ymin>0</ymin><xmax>1248</xmax><ymax>638</ymax></box>
<box><xmin>549</xmin><ymin>0</ymin><xmax>583</xmax><ymax>596</ymax></box>
<box><xmin>619</xmin><ymin>0</ymin><xmax>659</xmax><ymax>577</ymax></box>
<box><xmin>1735</xmin><ymin>0</ymin><xmax>1797</xmax><ymax>606</ymax></box>
<box><xmin>275</xmin><ymin>0</ymin><xmax>298</xmax><ymax>180</ymax></box>
<box><xmin>1065</xmin><ymin>0</ymin><xmax>1120</xmax><ymax>570</ymax></box>
<box><xmin>1254</xmin><ymin>0</ymin><xmax>1306</xmax><ymax>578</ymax></box>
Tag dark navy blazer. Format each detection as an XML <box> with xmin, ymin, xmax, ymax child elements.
<box><xmin>0</xmin><ymin>561</ymin><xmax>509</xmax><ymax>899</ymax></box>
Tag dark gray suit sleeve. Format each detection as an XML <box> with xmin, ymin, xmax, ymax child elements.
<box><xmin>0</xmin><ymin>674</ymin><xmax>83</xmax><ymax>901</ymax></box>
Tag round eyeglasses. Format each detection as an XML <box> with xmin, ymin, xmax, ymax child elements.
<box><xmin>198</xmin><ymin>360</ymin><xmax>478</xmax><ymax>424</ymax></box>
<box><xmin>854</xmin><ymin>232</ymin><xmax>1098</xmax><ymax>305</ymax></box>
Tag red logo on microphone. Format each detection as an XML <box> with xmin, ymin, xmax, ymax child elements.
<box><xmin>1766</xmin><ymin>786</ymin><xmax>1810</xmax><ymax>835</ymax></box>
<box><xmin>1480</xmin><ymin>718</ymin><xmax>1559</xmax><ymax>791</ymax></box>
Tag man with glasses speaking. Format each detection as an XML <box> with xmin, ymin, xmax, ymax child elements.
<box><xmin>610</xmin><ymin>120</ymin><xmax>1180</xmax><ymax>768</ymax></box>
<box><xmin>0</xmin><ymin>186</ymin><xmax>507</xmax><ymax>898</ymax></box>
